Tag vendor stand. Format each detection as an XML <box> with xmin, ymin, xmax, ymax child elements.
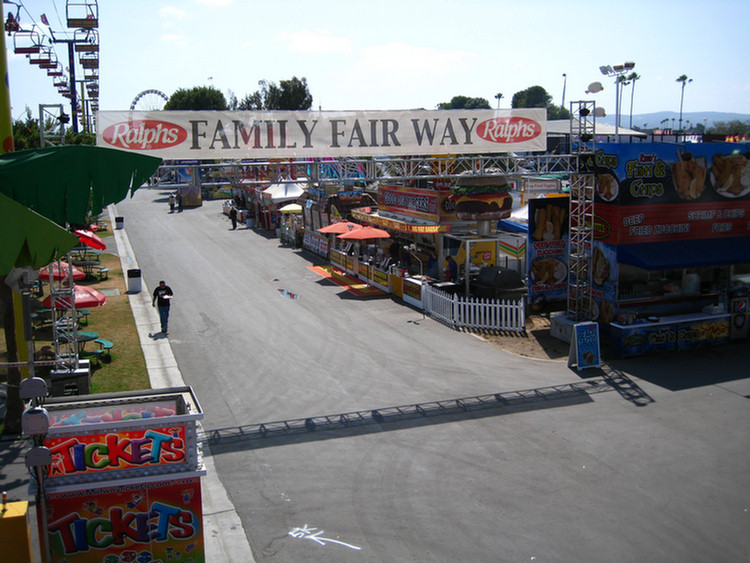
<box><xmin>257</xmin><ymin>179</ymin><xmax>306</xmax><ymax>233</ymax></box>
<box><xmin>37</xmin><ymin>387</ymin><xmax>206</xmax><ymax>563</ymax></box>
<box><xmin>570</xmin><ymin>142</ymin><xmax>750</xmax><ymax>356</ymax></box>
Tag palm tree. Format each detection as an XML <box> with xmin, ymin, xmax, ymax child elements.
<box><xmin>616</xmin><ymin>75</ymin><xmax>630</xmax><ymax>128</ymax></box>
<box><xmin>627</xmin><ymin>72</ymin><xmax>640</xmax><ymax>129</ymax></box>
<box><xmin>676</xmin><ymin>74</ymin><xmax>692</xmax><ymax>131</ymax></box>
<box><xmin>495</xmin><ymin>92</ymin><xmax>504</xmax><ymax>109</ymax></box>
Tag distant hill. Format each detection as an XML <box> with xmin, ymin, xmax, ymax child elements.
<box><xmin>597</xmin><ymin>111</ymin><xmax>750</xmax><ymax>131</ymax></box>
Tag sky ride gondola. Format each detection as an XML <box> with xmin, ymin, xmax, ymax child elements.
<box><xmin>79</xmin><ymin>51</ymin><xmax>99</xmax><ymax>69</ymax></box>
<box><xmin>29</xmin><ymin>47</ymin><xmax>53</xmax><ymax>66</ymax></box>
<box><xmin>66</xmin><ymin>0</ymin><xmax>99</xmax><ymax>29</ymax></box>
<box><xmin>13</xmin><ymin>27</ymin><xmax>42</xmax><ymax>55</ymax></box>
<box><xmin>47</xmin><ymin>62</ymin><xmax>64</xmax><ymax>77</ymax></box>
<box><xmin>73</xmin><ymin>28</ymin><xmax>99</xmax><ymax>52</ymax></box>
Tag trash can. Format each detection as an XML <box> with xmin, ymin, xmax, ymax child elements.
<box><xmin>115</xmin><ymin>216</ymin><xmax>124</xmax><ymax>230</ymax></box>
<box><xmin>127</xmin><ymin>269</ymin><xmax>142</xmax><ymax>293</ymax></box>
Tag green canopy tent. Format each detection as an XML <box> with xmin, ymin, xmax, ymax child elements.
<box><xmin>1</xmin><ymin>145</ymin><xmax>162</xmax><ymax>435</ymax></box>
<box><xmin>0</xmin><ymin>192</ymin><xmax>80</xmax><ymax>275</ymax></box>
<box><xmin>0</xmin><ymin>145</ymin><xmax>161</xmax><ymax>226</ymax></box>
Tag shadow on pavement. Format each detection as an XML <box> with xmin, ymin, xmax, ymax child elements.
<box><xmin>608</xmin><ymin>341</ymin><xmax>750</xmax><ymax>392</ymax></box>
<box><xmin>201</xmin><ymin>380</ymin><xmax>614</xmax><ymax>454</ymax></box>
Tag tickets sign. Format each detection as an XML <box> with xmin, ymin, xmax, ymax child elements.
<box><xmin>45</xmin><ymin>477</ymin><xmax>204</xmax><ymax>563</ymax></box>
<box><xmin>45</xmin><ymin>425</ymin><xmax>189</xmax><ymax>479</ymax></box>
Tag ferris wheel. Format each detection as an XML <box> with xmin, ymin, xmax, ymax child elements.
<box><xmin>129</xmin><ymin>89</ymin><xmax>169</xmax><ymax>112</ymax></box>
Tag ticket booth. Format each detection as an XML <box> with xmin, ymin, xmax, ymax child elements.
<box><xmin>37</xmin><ymin>387</ymin><xmax>205</xmax><ymax>563</ymax></box>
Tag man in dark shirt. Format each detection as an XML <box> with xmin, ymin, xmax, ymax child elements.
<box><xmin>152</xmin><ymin>280</ymin><xmax>174</xmax><ymax>335</ymax></box>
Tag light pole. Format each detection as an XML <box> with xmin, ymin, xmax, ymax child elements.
<box><xmin>599</xmin><ymin>61</ymin><xmax>635</xmax><ymax>141</ymax></box>
<box><xmin>561</xmin><ymin>73</ymin><xmax>567</xmax><ymax>108</ymax></box>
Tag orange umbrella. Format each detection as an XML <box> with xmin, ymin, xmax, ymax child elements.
<box><xmin>317</xmin><ymin>221</ymin><xmax>362</xmax><ymax>234</ymax></box>
<box><xmin>337</xmin><ymin>226</ymin><xmax>390</xmax><ymax>240</ymax></box>
<box><xmin>37</xmin><ymin>262</ymin><xmax>85</xmax><ymax>281</ymax></box>
<box><xmin>74</xmin><ymin>229</ymin><xmax>106</xmax><ymax>250</ymax></box>
<box><xmin>43</xmin><ymin>285</ymin><xmax>107</xmax><ymax>309</ymax></box>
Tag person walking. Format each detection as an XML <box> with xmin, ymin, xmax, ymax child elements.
<box><xmin>169</xmin><ymin>193</ymin><xmax>176</xmax><ymax>213</ymax></box>
<box><xmin>229</xmin><ymin>205</ymin><xmax>238</xmax><ymax>230</ymax></box>
<box><xmin>152</xmin><ymin>280</ymin><xmax>174</xmax><ymax>335</ymax></box>
<box><xmin>176</xmin><ymin>191</ymin><xmax>183</xmax><ymax>212</ymax></box>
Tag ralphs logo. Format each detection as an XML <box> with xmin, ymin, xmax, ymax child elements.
<box><xmin>476</xmin><ymin>117</ymin><xmax>541</xmax><ymax>144</ymax></box>
<box><xmin>101</xmin><ymin>120</ymin><xmax>187</xmax><ymax>150</ymax></box>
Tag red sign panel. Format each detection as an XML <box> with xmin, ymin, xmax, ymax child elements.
<box><xmin>45</xmin><ymin>425</ymin><xmax>188</xmax><ymax>478</ymax></box>
<box><xmin>45</xmin><ymin>477</ymin><xmax>204</xmax><ymax>563</ymax></box>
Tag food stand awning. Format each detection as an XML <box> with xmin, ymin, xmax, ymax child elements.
<box><xmin>262</xmin><ymin>180</ymin><xmax>306</xmax><ymax>204</ymax></box>
<box><xmin>617</xmin><ymin>236</ymin><xmax>750</xmax><ymax>270</ymax></box>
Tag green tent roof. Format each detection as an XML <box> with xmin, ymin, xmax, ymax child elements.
<box><xmin>0</xmin><ymin>145</ymin><xmax>161</xmax><ymax>225</ymax></box>
<box><xmin>0</xmin><ymin>191</ymin><xmax>79</xmax><ymax>274</ymax></box>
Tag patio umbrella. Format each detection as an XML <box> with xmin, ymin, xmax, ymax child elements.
<box><xmin>317</xmin><ymin>221</ymin><xmax>363</xmax><ymax>234</ymax></box>
<box><xmin>337</xmin><ymin>226</ymin><xmax>391</xmax><ymax>240</ymax></box>
<box><xmin>279</xmin><ymin>203</ymin><xmax>302</xmax><ymax>214</ymax></box>
<box><xmin>74</xmin><ymin>229</ymin><xmax>107</xmax><ymax>250</ymax></box>
<box><xmin>37</xmin><ymin>262</ymin><xmax>86</xmax><ymax>281</ymax></box>
<box><xmin>43</xmin><ymin>284</ymin><xmax>107</xmax><ymax>309</ymax></box>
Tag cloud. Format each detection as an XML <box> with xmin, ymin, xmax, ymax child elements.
<box><xmin>158</xmin><ymin>6</ymin><xmax>187</xmax><ymax>18</ymax></box>
<box><xmin>161</xmin><ymin>33</ymin><xmax>188</xmax><ymax>46</ymax></box>
<box><xmin>277</xmin><ymin>30</ymin><xmax>352</xmax><ymax>55</ymax></box>
<box><xmin>359</xmin><ymin>43</ymin><xmax>476</xmax><ymax>74</ymax></box>
<box><xmin>194</xmin><ymin>0</ymin><xmax>234</xmax><ymax>6</ymax></box>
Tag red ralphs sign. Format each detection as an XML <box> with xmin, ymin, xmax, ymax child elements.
<box><xmin>476</xmin><ymin>116</ymin><xmax>542</xmax><ymax>144</ymax></box>
<box><xmin>101</xmin><ymin>120</ymin><xmax>188</xmax><ymax>150</ymax></box>
<box><xmin>96</xmin><ymin>109</ymin><xmax>547</xmax><ymax>159</ymax></box>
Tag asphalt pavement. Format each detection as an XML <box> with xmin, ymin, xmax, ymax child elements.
<box><xmin>3</xmin><ymin>186</ymin><xmax>750</xmax><ymax>562</ymax></box>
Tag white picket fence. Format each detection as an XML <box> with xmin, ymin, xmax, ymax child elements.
<box><xmin>422</xmin><ymin>284</ymin><xmax>526</xmax><ymax>332</ymax></box>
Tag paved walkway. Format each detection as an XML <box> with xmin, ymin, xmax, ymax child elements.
<box><xmin>108</xmin><ymin>204</ymin><xmax>255</xmax><ymax>563</ymax></box>
<box><xmin>0</xmin><ymin>207</ymin><xmax>254</xmax><ymax>563</ymax></box>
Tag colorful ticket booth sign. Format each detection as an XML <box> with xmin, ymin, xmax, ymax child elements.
<box><xmin>45</xmin><ymin>477</ymin><xmax>204</xmax><ymax>563</ymax></box>
<box><xmin>43</xmin><ymin>388</ymin><xmax>204</xmax><ymax>488</ymax></box>
<box><xmin>38</xmin><ymin>388</ymin><xmax>206</xmax><ymax>563</ymax></box>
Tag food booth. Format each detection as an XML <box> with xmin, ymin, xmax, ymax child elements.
<box><xmin>347</xmin><ymin>182</ymin><xmax>519</xmax><ymax>303</ymax></box>
<box><xmin>256</xmin><ymin>180</ymin><xmax>306</xmax><ymax>233</ymax></box>
<box><xmin>300</xmin><ymin>188</ymin><xmax>378</xmax><ymax>258</ymax></box>
<box><xmin>37</xmin><ymin>387</ymin><xmax>206</xmax><ymax>563</ymax></box>
<box><xmin>576</xmin><ymin>142</ymin><xmax>750</xmax><ymax>356</ymax></box>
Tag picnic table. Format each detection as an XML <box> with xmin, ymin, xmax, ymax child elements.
<box><xmin>59</xmin><ymin>330</ymin><xmax>99</xmax><ymax>352</ymax></box>
<box><xmin>72</xmin><ymin>260</ymin><xmax>102</xmax><ymax>279</ymax></box>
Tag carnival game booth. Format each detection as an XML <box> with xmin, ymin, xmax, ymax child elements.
<box><xmin>36</xmin><ymin>387</ymin><xmax>206</xmax><ymax>563</ymax></box>
<box><xmin>578</xmin><ymin>142</ymin><xmax>750</xmax><ymax>357</ymax></box>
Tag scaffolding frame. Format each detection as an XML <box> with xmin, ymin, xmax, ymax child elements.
<box><xmin>566</xmin><ymin>101</ymin><xmax>597</xmax><ymax>321</ymax></box>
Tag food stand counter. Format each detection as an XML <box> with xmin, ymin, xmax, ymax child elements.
<box><xmin>610</xmin><ymin>311</ymin><xmax>730</xmax><ymax>357</ymax></box>
<box><xmin>330</xmin><ymin>249</ymin><xmax>393</xmax><ymax>293</ymax></box>
<box><xmin>403</xmin><ymin>277</ymin><xmax>426</xmax><ymax>309</ymax></box>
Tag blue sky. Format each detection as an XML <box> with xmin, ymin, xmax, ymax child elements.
<box><xmin>5</xmin><ymin>0</ymin><xmax>749</xmax><ymax>121</ymax></box>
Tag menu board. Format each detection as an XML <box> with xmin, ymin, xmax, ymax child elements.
<box><xmin>585</xmin><ymin>142</ymin><xmax>750</xmax><ymax>245</ymax></box>
<box><xmin>527</xmin><ymin>197</ymin><xmax>569</xmax><ymax>305</ymax></box>
<box><xmin>568</xmin><ymin>322</ymin><xmax>601</xmax><ymax>370</ymax></box>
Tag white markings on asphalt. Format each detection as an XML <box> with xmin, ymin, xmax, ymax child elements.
<box><xmin>289</xmin><ymin>524</ymin><xmax>362</xmax><ymax>551</ymax></box>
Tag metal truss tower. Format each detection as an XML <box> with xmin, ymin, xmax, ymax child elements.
<box><xmin>567</xmin><ymin>101</ymin><xmax>597</xmax><ymax>321</ymax></box>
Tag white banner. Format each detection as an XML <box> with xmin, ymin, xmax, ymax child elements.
<box><xmin>96</xmin><ymin>109</ymin><xmax>547</xmax><ymax>160</ymax></box>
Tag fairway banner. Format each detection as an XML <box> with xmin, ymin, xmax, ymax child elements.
<box><xmin>96</xmin><ymin>109</ymin><xmax>547</xmax><ymax>159</ymax></box>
